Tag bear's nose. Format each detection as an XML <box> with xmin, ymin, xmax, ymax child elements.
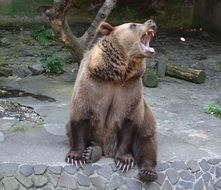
<box><xmin>147</xmin><ymin>19</ymin><xmax>156</xmax><ymax>29</ymax></box>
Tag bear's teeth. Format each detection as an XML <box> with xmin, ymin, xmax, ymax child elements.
<box><xmin>145</xmin><ymin>32</ymin><xmax>148</xmax><ymax>35</ymax></box>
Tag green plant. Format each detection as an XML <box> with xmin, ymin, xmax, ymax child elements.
<box><xmin>31</xmin><ymin>26</ymin><xmax>53</xmax><ymax>45</ymax></box>
<box><xmin>43</xmin><ymin>55</ymin><xmax>63</xmax><ymax>74</ymax></box>
<box><xmin>13</xmin><ymin>127</ymin><xmax>25</xmax><ymax>133</ymax></box>
<box><xmin>205</xmin><ymin>104</ymin><xmax>221</xmax><ymax>119</ymax></box>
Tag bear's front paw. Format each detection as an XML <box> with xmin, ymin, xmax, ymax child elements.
<box><xmin>82</xmin><ymin>146</ymin><xmax>102</xmax><ymax>163</ymax></box>
<box><xmin>139</xmin><ymin>167</ymin><xmax>157</xmax><ymax>182</ymax></box>
<box><xmin>65</xmin><ymin>150</ymin><xmax>86</xmax><ymax>168</ymax></box>
<box><xmin>115</xmin><ymin>153</ymin><xmax>135</xmax><ymax>172</ymax></box>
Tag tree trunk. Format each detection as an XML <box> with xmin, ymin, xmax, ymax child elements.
<box><xmin>40</xmin><ymin>0</ymin><xmax>117</xmax><ymax>63</ymax></box>
<box><xmin>166</xmin><ymin>64</ymin><xmax>206</xmax><ymax>84</ymax></box>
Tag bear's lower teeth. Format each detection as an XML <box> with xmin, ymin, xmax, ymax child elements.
<box><xmin>140</xmin><ymin>43</ymin><xmax>155</xmax><ymax>53</ymax></box>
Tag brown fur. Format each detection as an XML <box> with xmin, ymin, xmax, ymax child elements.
<box><xmin>66</xmin><ymin>20</ymin><xmax>157</xmax><ymax>181</ymax></box>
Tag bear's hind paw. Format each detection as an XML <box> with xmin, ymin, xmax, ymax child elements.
<box><xmin>65</xmin><ymin>151</ymin><xmax>86</xmax><ymax>168</ymax></box>
<box><xmin>139</xmin><ymin>168</ymin><xmax>157</xmax><ymax>182</ymax></box>
<box><xmin>115</xmin><ymin>154</ymin><xmax>135</xmax><ymax>172</ymax></box>
<box><xmin>82</xmin><ymin>146</ymin><xmax>102</xmax><ymax>163</ymax></box>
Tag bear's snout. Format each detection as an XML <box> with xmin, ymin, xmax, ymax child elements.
<box><xmin>146</xmin><ymin>19</ymin><xmax>156</xmax><ymax>30</ymax></box>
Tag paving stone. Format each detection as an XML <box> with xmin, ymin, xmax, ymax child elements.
<box><xmin>210</xmin><ymin>166</ymin><xmax>215</xmax><ymax>174</ymax></box>
<box><xmin>0</xmin><ymin>163</ymin><xmax>18</xmax><ymax>176</ymax></box>
<box><xmin>15</xmin><ymin>173</ymin><xmax>33</xmax><ymax>188</ymax></box>
<box><xmin>207</xmin><ymin>159</ymin><xmax>220</xmax><ymax>165</ymax></box>
<box><xmin>82</xmin><ymin>164</ymin><xmax>96</xmax><ymax>176</ymax></box>
<box><xmin>175</xmin><ymin>187</ymin><xmax>185</xmax><ymax>190</ymax></box>
<box><xmin>179</xmin><ymin>170</ymin><xmax>194</xmax><ymax>182</ymax></box>
<box><xmin>2</xmin><ymin>177</ymin><xmax>19</xmax><ymax>190</ymax></box>
<box><xmin>118</xmin><ymin>185</ymin><xmax>128</xmax><ymax>190</ymax></box>
<box><xmin>109</xmin><ymin>174</ymin><xmax>125</xmax><ymax>190</ymax></box>
<box><xmin>58</xmin><ymin>172</ymin><xmax>76</xmax><ymax>189</ymax></box>
<box><xmin>97</xmin><ymin>165</ymin><xmax>112</xmax><ymax>180</ymax></box>
<box><xmin>63</xmin><ymin>165</ymin><xmax>77</xmax><ymax>175</ymax></box>
<box><xmin>199</xmin><ymin>159</ymin><xmax>210</xmax><ymax>172</ymax></box>
<box><xmin>90</xmin><ymin>176</ymin><xmax>108</xmax><ymax>190</ymax></box>
<box><xmin>33</xmin><ymin>165</ymin><xmax>47</xmax><ymax>175</ymax></box>
<box><xmin>166</xmin><ymin>168</ymin><xmax>180</xmax><ymax>185</ymax></box>
<box><xmin>207</xmin><ymin>182</ymin><xmax>215</xmax><ymax>190</ymax></box>
<box><xmin>156</xmin><ymin>173</ymin><xmax>166</xmax><ymax>185</ymax></box>
<box><xmin>32</xmin><ymin>175</ymin><xmax>48</xmax><ymax>187</ymax></box>
<box><xmin>216</xmin><ymin>166</ymin><xmax>221</xmax><ymax>178</ymax></box>
<box><xmin>156</xmin><ymin>162</ymin><xmax>170</xmax><ymax>172</ymax></box>
<box><xmin>144</xmin><ymin>182</ymin><xmax>160</xmax><ymax>190</ymax></box>
<box><xmin>195</xmin><ymin>171</ymin><xmax>203</xmax><ymax>179</ymax></box>
<box><xmin>202</xmin><ymin>172</ymin><xmax>212</xmax><ymax>188</ymax></box>
<box><xmin>48</xmin><ymin>166</ymin><xmax>62</xmax><ymax>175</ymax></box>
<box><xmin>215</xmin><ymin>178</ymin><xmax>221</xmax><ymax>190</ymax></box>
<box><xmin>109</xmin><ymin>163</ymin><xmax>118</xmax><ymax>172</ymax></box>
<box><xmin>187</xmin><ymin>160</ymin><xmax>200</xmax><ymax>173</ymax></box>
<box><xmin>0</xmin><ymin>132</ymin><xmax>4</xmax><ymax>142</ymax></box>
<box><xmin>126</xmin><ymin>178</ymin><xmax>142</xmax><ymax>190</ymax></box>
<box><xmin>19</xmin><ymin>165</ymin><xmax>33</xmax><ymax>177</ymax></box>
<box><xmin>171</xmin><ymin>161</ymin><xmax>187</xmax><ymax>170</ymax></box>
<box><xmin>18</xmin><ymin>185</ymin><xmax>27</xmax><ymax>190</ymax></box>
<box><xmin>194</xmin><ymin>178</ymin><xmax>204</xmax><ymax>190</ymax></box>
<box><xmin>41</xmin><ymin>184</ymin><xmax>55</xmax><ymax>190</ymax></box>
<box><xmin>47</xmin><ymin>173</ymin><xmax>59</xmax><ymax>187</ymax></box>
<box><xmin>162</xmin><ymin>180</ymin><xmax>173</xmax><ymax>190</ymax></box>
<box><xmin>125</xmin><ymin>168</ymin><xmax>139</xmax><ymax>178</ymax></box>
<box><xmin>77</xmin><ymin>173</ymin><xmax>90</xmax><ymax>187</ymax></box>
<box><xmin>179</xmin><ymin>181</ymin><xmax>193</xmax><ymax>189</ymax></box>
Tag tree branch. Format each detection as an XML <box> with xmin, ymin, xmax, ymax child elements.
<box><xmin>41</xmin><ymin>0</ymin><xmax>117</xmax><ymax>63</ymax></box>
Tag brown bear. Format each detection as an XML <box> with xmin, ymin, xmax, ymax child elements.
<box><xmin>65</xmin><ymin>19</ymin><xmax>157</xmax><ymax>181</ymax></box>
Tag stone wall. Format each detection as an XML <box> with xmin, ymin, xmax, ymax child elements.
<box><xmin>193</xmin><ymin>0</ymin><xmax>221</xmax><ymax>33</ymax></box>
<box><xmin>0</xmin><ymin>158</ymin><xmax>221</xmax><ymax>190</ymax></box>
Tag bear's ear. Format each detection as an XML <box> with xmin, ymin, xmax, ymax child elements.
<box><xmin>99</xmin><ymin>22</ymin><xmax>114</xmax><ymax>36</ymax></box>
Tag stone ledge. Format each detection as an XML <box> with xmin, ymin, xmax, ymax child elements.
<box><xmin>0</xmin><ymin>158</ymin><xmax>220</xmax><ymax>190</ymax></box>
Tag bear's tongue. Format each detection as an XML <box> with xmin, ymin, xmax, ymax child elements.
<box><xmin>140</xmin><ymin>30</ymin><xmax>155</xmax><ymax>53</ymax></box>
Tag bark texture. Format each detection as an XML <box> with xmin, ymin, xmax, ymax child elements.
<box><xmin>166</xmin><ymin>64</ymin><xmax>206</xmax><ymax>84</ymax></box>
<box><xmin>41</xmin><ymin>0</ymin><xmax>117</xmax><ymax>63</ymax></box>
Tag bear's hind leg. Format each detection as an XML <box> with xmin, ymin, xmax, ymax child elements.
<box><xmin>115</xmin><ymin>119</ymin><xmax>135</xmax><ymax>172</ymax></box>
<box><xmin>133</xmin><ymin>132</ymin><xmax>157</xmax><ymax>182</ymax></box>
<box><xmin>65</xmin><ymin>119</ymin><xmax>90</xmax><ymax>167</ymax></box>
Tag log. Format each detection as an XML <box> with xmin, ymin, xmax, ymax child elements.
<box><xmin>166</xmin><ymin>64</ymin><xmax>206</xmax><ymax>84</ymax></box>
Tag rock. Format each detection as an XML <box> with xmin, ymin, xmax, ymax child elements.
<box><xmin>0</xmin><ymin>67</ymin><xmax>13</xmax><ymax>77</ymax></box>
<box><xmin>48</xmin><ymin>166</ymin><xmax>62</xmax><ymax>175</ymax></box>
<box><xmin>179</xmin><ymin>170</ymin><xmax>194</xmax><ymax>182</ymax></box>
<box><xmin>156</xmin><ymin>173</ymin><xmax>166</xmax><ymax>185</ymax></box>
<box><xmin>144</xmin><ymin>182</ymin><xmax>160</xmax><ymax>190</ymax></box>
<box><xmin>194</xmin><ymin>179</ymin><xmax>205</xmax><ymax>190</ymax></box>
<box><xmin>47</xmin><ymin>173</ymin><xmax>59</xmax><ymax>187</ymax></box>
<box><xmin>19</xmin><ymin>165</ymin><xmax>33</xmax><ymax>177</ymax></box>
<box><xmin>179</xmin><ymin>181</ymin><xmax>193</xmax><ymax>189</ymax></box>
<box><xmin>58</xmin><ymin>172</ymin><xmax>76</xmax><ymax>189</ymax></box>
<box><xmin>210</xmin><ymin>166</ymin><xmax>215</xmax><ymax>174</ymax></box>
<box><xmin>64</xmin><ymin>165</ymin><xmax>77</xmax><ymax>175</ymax></box>
<box><xmin>195</xmin><ymin>171</ymin><xmax>203</xmax><ymax>179</ymax></box>
<box><xmin>0</xmin><ymin>163</ymin><xmax>18</xmax><ymax>176</ymax></box>
<box><xmin>0</xmin><ymin>132</ymin><xmax>4</xmax><ymax>142</ymax></box>
<box><xmin>162</xmin><ymin>180</ymin><xmax>173</xmax><ymax>190</ymax></box>
<box><xmin>0</xmin><ymin>174</ymin><xmax>3</xmax><ymax>180</ymax></box>
<box><xmin>33</xmin><ymin>165</ymin><xmax>47</xmax><ymax>175</ymax></box>
<box><xmin>109</xmin><ymin>174</ymin><xmax>125</xmax><ymax>190</ymax></box>
<box><xmin>2</xmin><ymin>177</ymin><xmax>19</xmax><ymax>190</ymax></box>
<box><xmin>97</xmin><ymin>165</ymin><xmax>112</xmax><ymax>180</ymax></box>
<box><xmin>156</xmin><ymin>162</ymin><xmax>170</xmax><ymax>172</ymax></box>
<box><xmin>90</xmin><ymin>176</ymin><xmax>108</xmax><ymax>190</ymax></box>
<box><xmin>0</xmin><ymin>38</ymin><xmax>10</xmax><ymax>46</ymax></box>
<box><xmin>215</xmin><ymin>178</ymin><xmax>221</xmax><ymax>189</ymax></box>
<box><xmin>216</xmin><ymin>166</ymin><xmax>221</xmax><ymax>178</ymax></box>
<box><xmin>15</xmin><ymin>173</ymin><xmax>33</xmax><ymax>188</ymax></box>
<box><xmin>82</xmin><ymin>164</ymin><xmax>96</xmax><ymax>176</ymax></box>
<box><xmin>166</xmin><ymin>168</ymin><xmax>180</xmax><ymax>185</ymax></box>
<box><xmin>13</xmin><ymin>66</ymin><xmax>32</xmax><ymax>78</ymax></box>
<box><xmin>77</xmin><ymin>173</ymin><xmax>91</xmax><ymax>187</ymax></box>
<box><xmin>143</xmin><ymin>72</ymin><xmax>158</xmax><ymax>88</ymax></box>
<box><xmin>126</xmin><ymin>178</ymin><xmax>142</xmax><ymax>190</ymax></box>
<box><xmin>207</xmin><ymin>159</ymin><xmax>220</xmax><ymax>165</ymax></box>
<box><xmin>0</xmin><ymin>182</ymin><xmax>4</xmax><ymax>190</ymax></box>
<box><xmin>28</xmin><ymin>64</ymin><xmax>44</xmax><ymax>75</ymax></box>
<box><xmin>32</xmin><ymin>175</ymin><xmax>48</xmax><ymax>187</ymax></box>
<box><xmin>171</xmin><ymin>161</ymin><xmax>187</xmax><ymax>170</ymax></box>
<box><xmin>199</xmin><ymin>159</ymin><xmax>210</xmax><ymax>172</ymax></box>
<box><xmin>187</xmin><ymin>160</ymin><xmax>200</xmax><ymax>173</ymax></box>
<box><xmin>175</xmin><ymin>187</ymin><xmax>185</xmax><ymax>190</ymax></box>
<box><xmin>202</xmin><ymin>172</ymin><xmax>212</xmax><ymax>188</ymax></box>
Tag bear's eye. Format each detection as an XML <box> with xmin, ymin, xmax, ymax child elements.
<box><xmin>130</xmin><ymin>24</ymin><xmax>137</xmax><ymax>29</ymax></box>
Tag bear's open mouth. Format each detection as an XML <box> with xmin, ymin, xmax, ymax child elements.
<box><xmin>140</xmin><ymin>28</ymin><xmax>155</xmax><ymax>54</ymax></box>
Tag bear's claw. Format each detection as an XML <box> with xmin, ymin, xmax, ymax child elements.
<box><xmin>139</xmin><ymin>169</ymin><xmax>157</xmax><ymax>182</ymax></box>
<box><xmin>115</xmin><ymin>154</ymin><xmax>135</xmax><ymax>172</ymax></box>
<box><xmin>82</xmin><ymin>146</ymin><xmax>102</xmax><ymax>163</ymax></box>
<box><xmin>65</xmin><ymin>151</ymin><xmax>86</xmax><ymax>168</ymax></box>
